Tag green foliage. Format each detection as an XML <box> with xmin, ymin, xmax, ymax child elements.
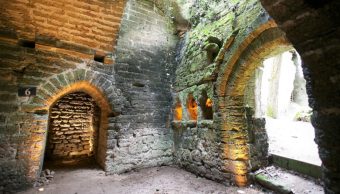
<box><xmin>294</xmin><ymin>109</ymin><xmax>312</xmax><ymax>122</ymax></box>
<box><xmin>266</xmin><ymin>106</ymin><xmax>274</xmax><ymax>118</ymax></box>
<box><xmin>186</xmin><ymin>0</ymin><xmax>229</xmax><ymax>26</ymax></box>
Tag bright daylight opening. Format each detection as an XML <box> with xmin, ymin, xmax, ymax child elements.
<box><xmin>256</xmin><ymin>50</ymin><xmax>321</xmax><ymax>166</ymax></box>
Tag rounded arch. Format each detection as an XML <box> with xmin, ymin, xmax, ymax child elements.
<box><xmin>217</xmin><ymin>21</ymin><xmax>292</xmax><ymax>186</ymax></box>
<box><xmin>27</xmin><ymin>67</ymin><xmax>126</xmax><ymax>117</ymax></box>
<box><xmin>224</xmin><ymin>28</ymin><xmax>291</xmax><ymax>97</ymax></box>
<box><xmin>23</xmin><ymin>67</ymin><xmax>126</xmax><ymax>178</ymax></box>
<box><xmin>21</xmin><ymin>67</ymin><xmax>127</xmax><ymax>180</ymax></box>
<box><xmin>258</xmin><ymin>1</ymin><xmax>340</xmax><ymax>193</ymax></box>
<box><xmin>42</xmin><ymin>81</ymin><xmax>112</xmax><ymax>170</ymax></box>
<box><xmin>173</xmin><ymin>98</ymin><xmax>183</xmax><ymax>121</ymax></box>
<box><xmin>216</xmin><ymin>20</ymin><xmax>279</xmax><ymax>97</ymax></box>
<box><xmin>44</xmin><ymin>81</ymin><xmax>112</xmax><ymax>114</ymax></box>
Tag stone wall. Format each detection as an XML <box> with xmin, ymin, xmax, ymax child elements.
<box><xmin>0</xmin><ymin>1</ymin><xmax>123</xmax><ymax>186</ymax></box>
<box><xmin>173</xmin><ymin>120</ymin><xmax>229</xmax><ymax>182</ymax></box>
<box><xmin>1</xmin><ymin>0</ymin><xmax>338</xmax><ymax>193</ymax></box>
<box><xmin>0</xmin><ymin>0</ymin><xmax>125</xmax><ymax>53</ymax></box>
<box><xmin>0</xmin><ymin>46</ymin><xmax>122</xmax><ymax>193</ymax></box>
<box><xmin>0</xmin><ymin>0</ymin><xmax>178</xmax><ymax>192</ymax></box>
<box><xmin>46</xmin><ymin>92</ymin><xmax>100</xmax><ymax>161</ymax></box>
<box><xmin>245</xmin><ymin>109</ymin><xmax>268</xmax><ymax>171</ymax></box>
<box><xmin>105</xmin><ymin>0</ymin><xmax>178</xmax><ymax>174</ymax></box>
<box><xmin>172</xmin><ymin>0</ymin><xmax>273</xmax><ymax>185</ymax></box>
<box><xmin>244</xmin><ymin>73</ymin><xmax>269</xmax><ymax>171</ymax></box>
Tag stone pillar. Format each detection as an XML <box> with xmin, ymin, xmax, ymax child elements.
<box><xmin>291</xmin><ymin>51</ymin><xmax>309</xmax><ymax>107</ymax></box>
<box><xmin>266</xmin><ymin>54</ymin><xmax>282</xmax><ymax>118</ymax></box>
<box><xmin>255</xmin><ymin>67</ymin><xmax>265</xmax><ymax>118</ymax></box>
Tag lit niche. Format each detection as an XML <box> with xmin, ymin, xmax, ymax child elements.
<box><xmin>199</xmin><ymin>91</ymin><xmax>213</xmax><ymax>120</ymax></box>
<box><xmin>187</xmin><ymin>94</ymin><xmax>198</xmax><ymax>121</ymax></box>
<box><xmin>174</xmin><ymin>100</ymin><xmax>183</xmax><ymax>121</ymax></box>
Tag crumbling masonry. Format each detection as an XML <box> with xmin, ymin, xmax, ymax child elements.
<box><xmin>0</xmin><ymin>0</ymin><xmax>339</xmax><ymax>193</ymax></box>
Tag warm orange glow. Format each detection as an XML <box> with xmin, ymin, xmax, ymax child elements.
<box><xmin>223</xmin><ymin>144</ymin><xmax>249</xmax><ymax>161</ymax></box>
<box><xmin>25</xmin><ymin>81</ymin><xmax>112</xmax><ymax>179</ymax></box>
<box><xmin>174</xmin><ymin>102</ymin><xmax>183</xmax><ymax>121</ymax></box>
<box><xmin>45</xmin><ymin>81</ymin><xmax>111</xmax><ymax>113</ymax></box>
<box><xmin>187</xmin><ymin>95</ymin><xmax>198</xmax><ymax>120</ymax></box>
<box><xmin>37</xmin><ymin>44</ymin><xmax>93</xmax><ymax>59</ymax></box>
<box><xmin>222</xmin><ymin>134</ymin><xmax>249</xmax><ymax>187</ymax></box>
<box><xmin>206</xmin><ymin>98</ymin><xmax>213</xmax><ymax>108</ymax></box>
<box><xmin>235</xmin><ymin>174</ymin><xmax>248</xmax><ymax>187</ymax></box>
<box><xmin>89</xmin><ymin>125</ymin><xmax>94</xmax><ymax>153</ymax></box>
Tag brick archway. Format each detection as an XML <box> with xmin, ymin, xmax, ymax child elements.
<box><xmin>43</xmin><ymin>81</ymin><xmax>111</xmax><ymax>170</ymax></box>
<box><xmin>43</xmin><ymin>81</ymin><xmax>111</xmax><ymax>113</ymax></box>
<box><xmin>216</xmin><ymin>21</ymin><xmax>291</xmax><ymax>186</ymax></box>
<box><xmin>22</xmin><ymin>68</ymin><xmax>126</xmax><ymax>180</ymax></box>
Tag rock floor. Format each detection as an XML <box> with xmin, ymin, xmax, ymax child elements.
<box><xmin>19</xmin><ymin>166</ymin><xmax>266</xmax><ymax>194</ymax></box>
<box><xmin>19</xmin><ymin>163</ymin><xmax>324</xmax><ymax>194</ymax></box>
<box><xmin>254</xmin><ymin>166</ymin><xmax>324</xmax><ymax>194</ymax></box>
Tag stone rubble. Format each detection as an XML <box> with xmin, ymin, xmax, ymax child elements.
<box><xmin>33</xmin><ymin>169</ymin><xmax>55</xmax><ymax>187</ymax></box>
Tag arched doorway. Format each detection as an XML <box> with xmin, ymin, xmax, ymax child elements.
<box><xmin>257</xmin><ymin>2</ymin><xmax>340</xmax><ymax>193</ymax></box>
<box><xmin>36</xmin><ymin>81</ymin><xmax>112</xmax><ymax>172</ymax></box>
<box><xmin>44</xmin><ymin>92</ymin><xmax>101</xmax><ymax>166</ymax></box>
<box><xmin>216</xmin><ymin>21</ymin><xmax>320</xmax><ymax>186</ymax></box>
<box><xmin>249</xmin><ymin>50</ymin><xmax>321</xmax><ymax>166</ymax></box>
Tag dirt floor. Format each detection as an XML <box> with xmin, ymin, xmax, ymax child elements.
<box><xmin>266</xmin><ymin>118</ymin><xmax>322</xmax><ymax>166</ymax></box>
<box><xmin>19</xmin><ymin>165</ymin><xmax>267</xmax><ymax>194</ymax></box>
<box><xmin>18</xmin><ymin>162</ymin><xmax>324</xmax><ymax>194</ymax></box>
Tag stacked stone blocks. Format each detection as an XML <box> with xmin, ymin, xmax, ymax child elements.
<box><xmin>46</xmin><ymin>92</ymin><xmax>100</xmax><ymax>161</ymax></box>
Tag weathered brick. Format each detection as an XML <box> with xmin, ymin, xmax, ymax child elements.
<box><xmin>65</xmin><ymin>71</ymin><xmax>76</xmax><ymax>84</ymax></box>
<box><xmin>74</xmin><ymin>69</ymin><xmax>86</xmax><ymax>81</ymax></box>
<box><xmin>36</xmin><ymin>88</ymin><xmax>52</xmax><ymax>101</ymax></box>
<box><xmin>43</xmin><ymin>82</ymin><xmax>57</xmax><ymax>95</ymax></box>
<box><xmin>46</xmin><ymin>92</ymin><xmax>100</xmax><ymax>160</ymax></box>
<box><xmin>0</xmin><ymin>103</ymin><xmax>19</xmax><ymax>113</ymax></box>
<box><xmin>0</xmin><ymin>114</ymin><xmax>6</xmax><ymax>123</ymax></box>
<box><xmin>57</xmin><ymin>74</ymin><xmax>68</xmax><ymax>87</ymax></box>
<box><xmin>49</xmin><ymin>77</ymin><xmax>62</xmax><ymax>90</ymax></box>
<box><xmin>0</xmin><ymin>94</ymin><xmax>17</xmax><ymax>102</ymax></box>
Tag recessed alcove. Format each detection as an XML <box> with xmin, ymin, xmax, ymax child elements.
<box><xmin>199</xmin><ymin>91</ymin><xmax>213</xmax><ymax>120</ymax></box>
<box><xmin>174</xmin><ymin>99</ymin><xmax>183</xmax><ymax>121</ymax></box>
<box><xmin>187</xmin><ymin>94</ymin><xmax>198</xmax><ymax>121</ymax></box>
<box><xmin>44</xmin><ymin>92</ymin><xmax>101</xmax><ymax>166</ymax></box>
